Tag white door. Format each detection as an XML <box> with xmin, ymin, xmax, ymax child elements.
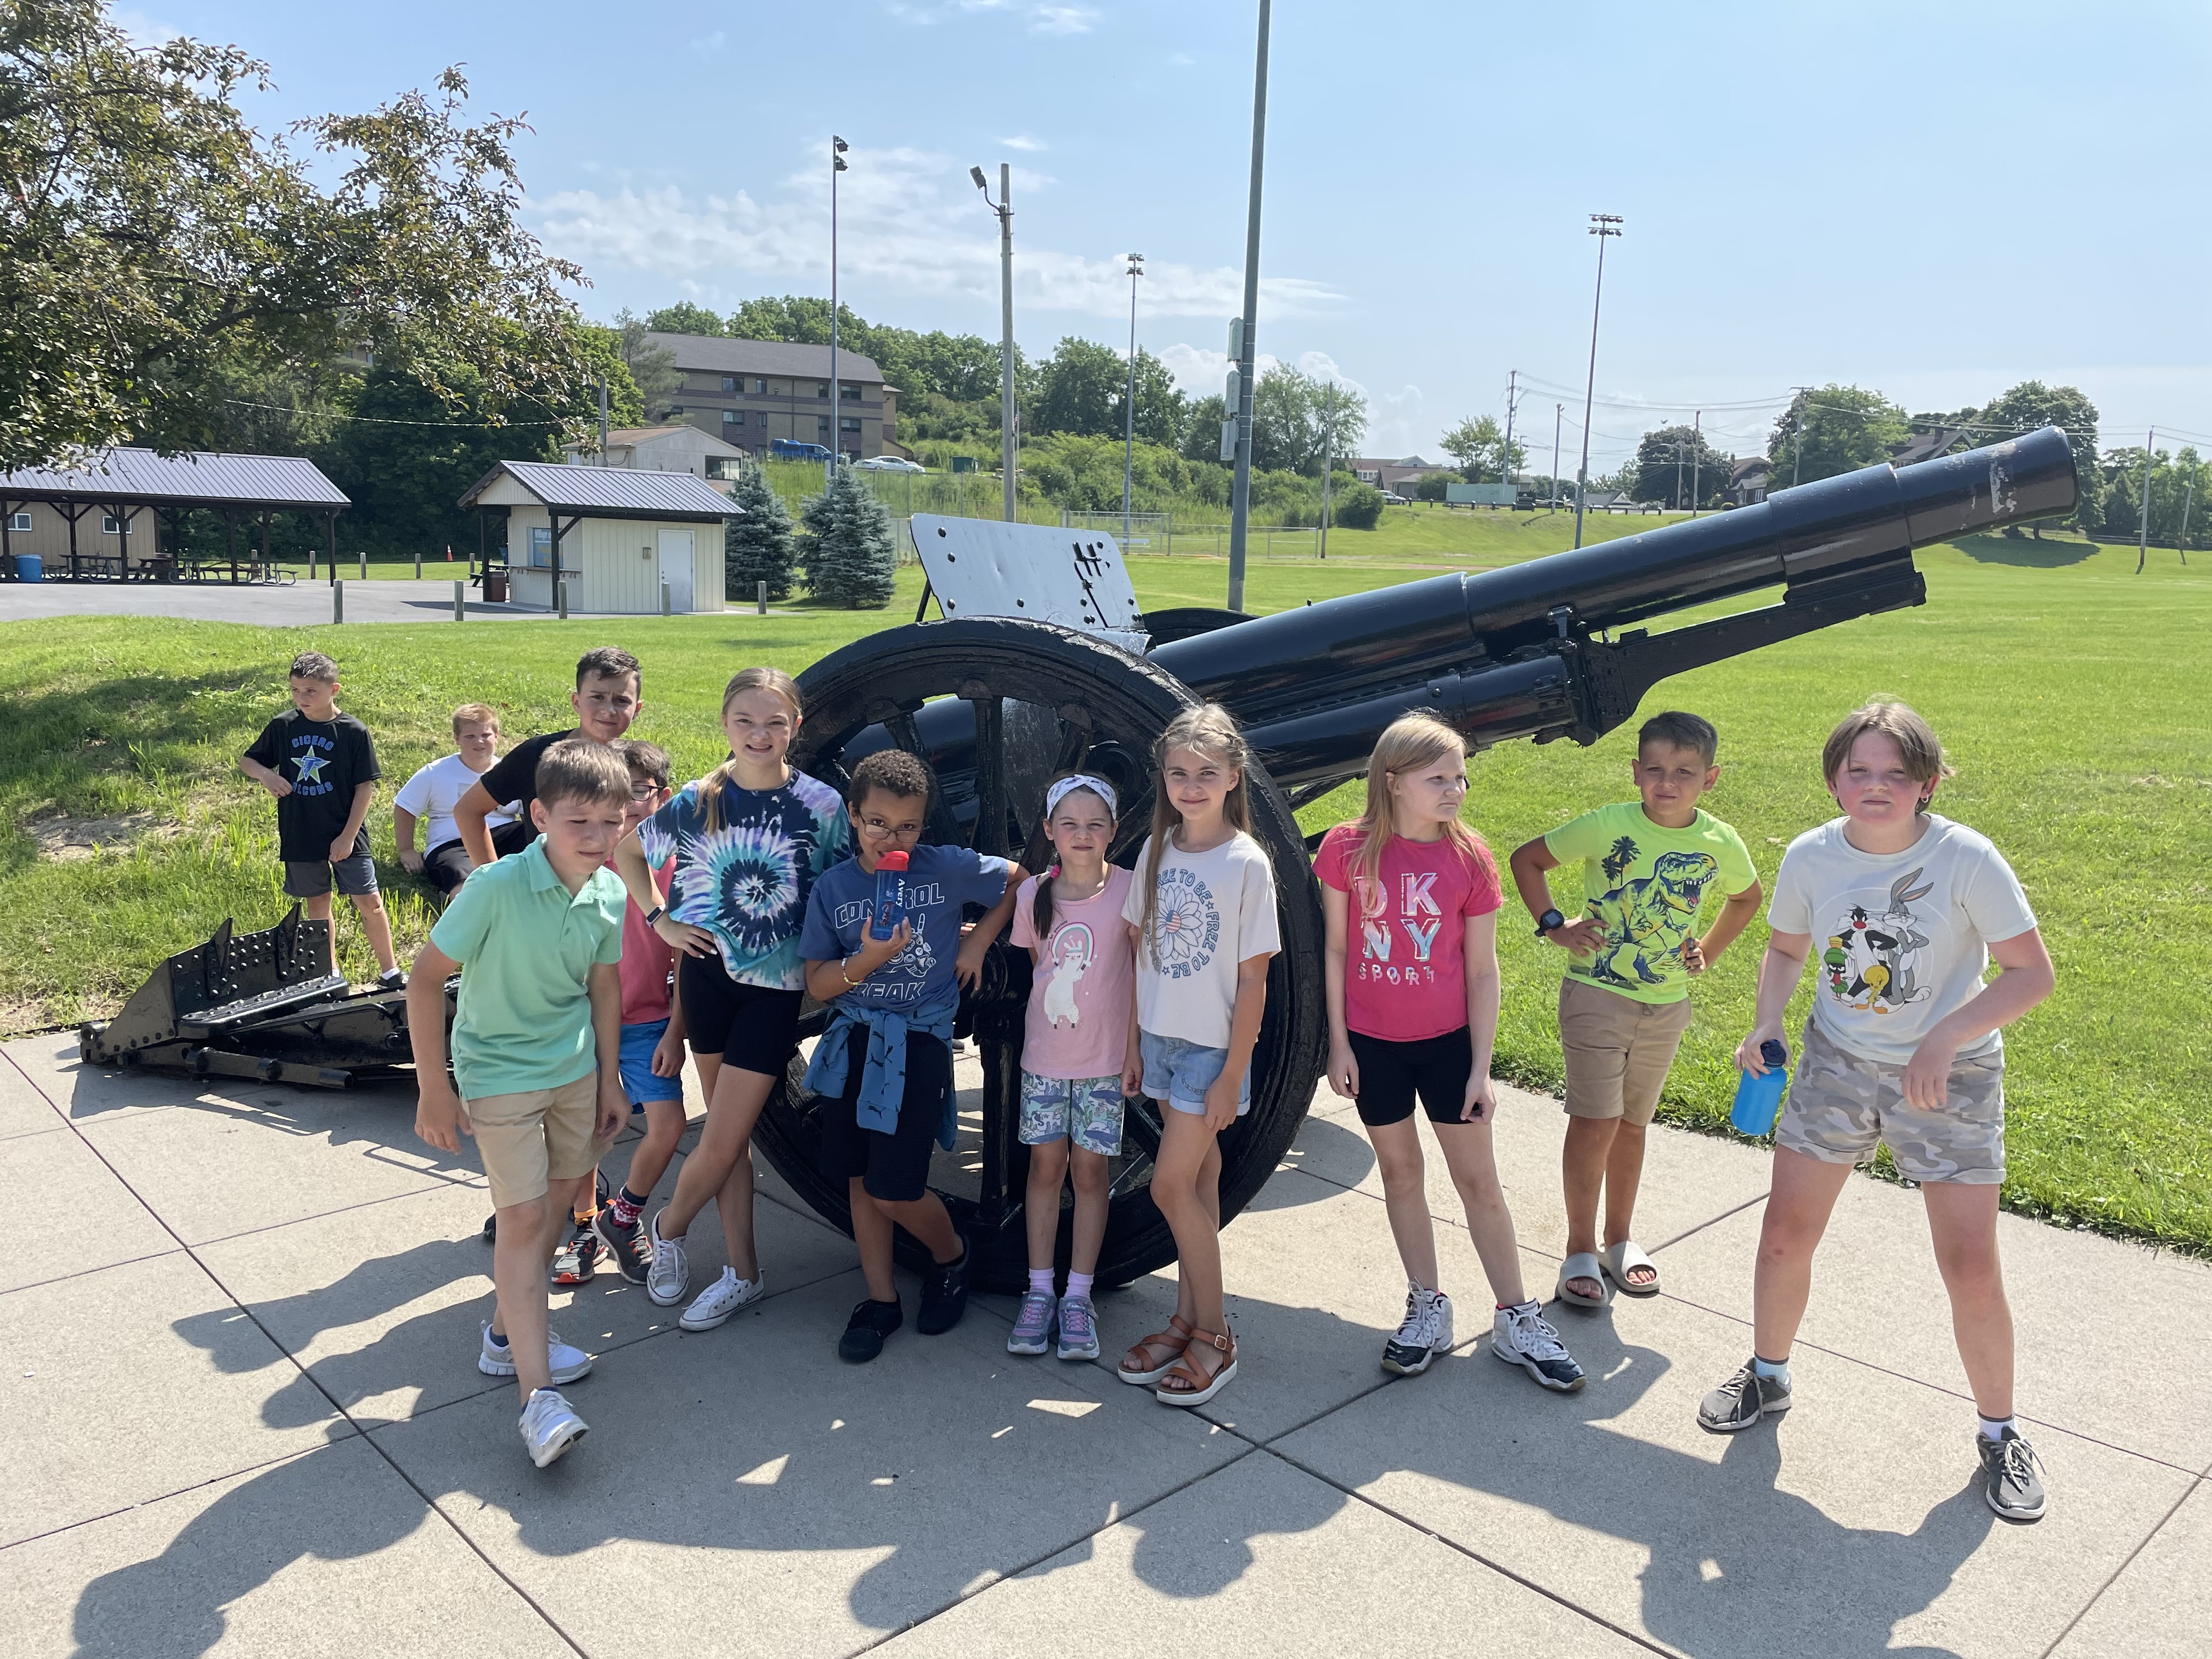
<box><xmin>657</xmin><ymin>529</ymin><xmax>695</xmax><ymax>613</ymax></box>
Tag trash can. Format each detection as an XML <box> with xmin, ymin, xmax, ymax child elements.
<box><xmin>483</xmin><ymin>569</ymin><xmax>507</xmax><ymax>603</ymax></box>
<box><xmin>15</xmin><ymin>554</ymin><xmax>41</xmax><ymax>583</ymax></box>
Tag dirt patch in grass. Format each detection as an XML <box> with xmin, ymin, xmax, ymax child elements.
<box><xmin>24</xmin><ymin>808</ymin><xmax>173</xmax><ymax>861</ymax></box>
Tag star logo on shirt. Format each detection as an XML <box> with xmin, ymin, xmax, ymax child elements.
<box><xmin>293</xmin><ymin>752</ymin><xmax>328</xmax><ymax>787</ymax></box>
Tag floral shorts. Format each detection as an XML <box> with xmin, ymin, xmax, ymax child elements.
<box><xmin>1018</xmin><ymin>1070</ymin><xmax>1126</xmax><ymax>1155</ymax></box>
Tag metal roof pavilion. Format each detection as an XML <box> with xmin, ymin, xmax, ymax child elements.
<box><xmin>0</xmin><ymin>448</ymin><xmax>349</xmax><ymax>510</ymax></box>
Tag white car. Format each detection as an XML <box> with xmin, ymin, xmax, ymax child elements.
<box><xmin>853</xmin><ymin>456</ymin><xmax>927</xmax><ymax>473</ymax></box>
<box><xmin>1380</xmin><ymin>491</ymin><xmax>1411</xmax><ymax>506</ymax></box>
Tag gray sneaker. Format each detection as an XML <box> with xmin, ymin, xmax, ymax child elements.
<box><xmin>518</xmin><ymin>1387</ymin><xmax>588</xmax><ymax>1468</ymax></box>
<box><xmin>1007</xmin><ymin>1288</ymin><xmax>1055</xmax><ymax>1356</ymax></box>
<box><xmin>1697</xmin><ymin>1358</ymin><xmax>1792</xmax><ymax>1432</ymax></box>
<box><xmin>1978</xmin><ymin>1428</ymin><xmax>2047</xmax><ymax>1522</ymax></box>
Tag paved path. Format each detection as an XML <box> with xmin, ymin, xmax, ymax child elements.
<box><xmin>0</xmin><ymin>580</ymin><xmax>782</xmax><ymax>627</ymax></box>
<box><xmin>4</xmin><ymin>1031</ymin><xmax>2204</xmax><ymax>1658</ymax></box>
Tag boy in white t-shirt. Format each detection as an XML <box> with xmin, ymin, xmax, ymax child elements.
<box><xmin>394</xmin><ymin>703</ymin><xmax>516</xmax><ymax>895</ymax></box>
<box><xmin>1696</xmin><ymin>702</ymin><xmax>2056</xmax><ymax>1526</ymax></box>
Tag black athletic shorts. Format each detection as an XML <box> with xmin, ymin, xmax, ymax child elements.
<box><xmin>489</xmin><ymin>818</ymin><xmax>537</xmax><ymax>860</ymax></box>
<box><xmin>816</xmin><ymin>1025</ymin><xmax>952</xmax><ymax>1204</ymax></box>
<box><xmin>1348</xmin><ymin>1026</ymin><xmax>1475</xmax><ymax>1128</ymax></box>
<box><xmin>422</xmin><ymin>838</ymin><xmax>474</xmax><ymax>895</ymax></box>
<box><xmin>678</xmin><ymin>955</ymin><xmax>803</xmax><ymax>1076</ymax></box>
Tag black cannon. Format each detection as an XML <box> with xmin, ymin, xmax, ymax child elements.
<box><xmin>760</xmin><ymin>427</ymin><xmax>2076</xmax><ymax>1290</ymax></box>
<box><xmin>81</xmin><ymin>429</ymin><xmax>2075</xmax><ymax>1296</ymax></box>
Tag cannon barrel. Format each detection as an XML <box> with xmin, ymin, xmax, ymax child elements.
<box><xmin>1149</xmin><ymin>427</ymin><xmax>2076</xmax><ymax>788</ymax></box>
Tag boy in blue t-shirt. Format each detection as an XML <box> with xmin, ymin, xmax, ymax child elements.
<box><xmin>798</xmin><ymin>749</ymin><xmax>1026</xmax><ymax>1363</ymax></box>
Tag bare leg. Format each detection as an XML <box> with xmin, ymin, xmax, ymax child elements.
<box><xmin>1068</xmin><ymin>1147</ymin><xmax>1111</xmax><ymax>1278</ymax></box>
<box><xmin>1366</xmin><ymin>1116</ymin><xmax>1438</xmax><ymax>1289</ymax></box>
<box><xmin>1751</xmin><ymin>1147</ymin><xmax>1853</xmax><ymax>1362</ymax></box>
<box><xmin>301</xmin><ymin>891</ymin><xmax>337</xmax><ymax>975</ymax></box>
<box><xmin>1150</xmin><ymin>1110</ymin><xmax>1226</xmax><ymax>1334</ymax></box>
<box><xmin>1922</xmin><ymin>1181</ymin><xmax>2014</xmax><ymax>1419</ymax></box>
<box><xmin>351</xmin><ymin>891</ymin><xmax>398</xmax><ymax>973</ymax></box>
<box><xmin>1603</xmin><ymin>1119</ymin><xmax>1655</xmax><ymax>1285</ymax></box>
<box><xmin>878</xmin><ymin>1191</ymin><xmax>961</xmax><ymax>1263</ymax></box>
<box><xmin>1561</xmin><ymin>1113</ymin><xmax>1619</xmax><ymax>1300</ymax></box>
<box><xmin>490</xmin><ymin>1172</ymin><xmax>586</xmax><ymax>1402</ymax></box>
<box><xmin>661</xmin><ymin>1062</ymin><xmax>776</xmax><ymax>1279</ymax></box>
<box><xmin>1025</xmin><ymin>1138</ymin><xmax>1070</xmax><ymax>1272</ymax></box>
<box><xmin>1431</xmin><ymin>1118</ymin><xmax>1527</xmax><ymax>1306</ymax></box>
<box><xmin>621</xmin><ymin>1098</ymin><xmax>686</xmax><ymax>1205</ymax></box>
<box><xmin>849</xmin><ymin>1176</ymin><xmax>898</xmax><ymax>1302</ymax></box>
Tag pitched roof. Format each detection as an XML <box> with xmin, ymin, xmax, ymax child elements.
<box><xmin>1730</xmin><ymin>456</ymin><xmax>1772</xmax><ymax>483</ymax></box>
<box><xmin>646</xmin><ymin>332</ymin><xmax>885</xmax><ymax>382</ymax></box>
<box><xmin>0</xmin><ymin>448</ymin><xmax>348</xmax><ymax>509</ymax></box>
<box><xmin>458</xmin><ymin>461</ymin><xmax>736</xmax><ymax>517</ymax></box>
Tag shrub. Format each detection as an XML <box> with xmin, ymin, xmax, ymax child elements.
<box><xmin>724</xmin><ymin>467</ymin><xmax>797</xmax><ymax>601</ymax></box>
<box><xmin>801</xmin><ymin>464</ymin><xmax>899</xmax><ymax>608</ymax></box>
<box><xmin>1331</xmin><ymin>482</ymin><xmax>1384</xmax><ymax>529</ymax></box>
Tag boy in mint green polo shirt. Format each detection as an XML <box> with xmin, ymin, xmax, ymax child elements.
<box><xmin>1509</xmin><ymin>711</ymin><xmax>1762</xmax><ymax>1313</ymax></box>
<box><xmin>408</xmin><ymin>740</ymin><xmax>631</xmax><ymax>1469</ymax></box>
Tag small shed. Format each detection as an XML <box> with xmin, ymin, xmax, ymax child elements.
<box><xmin>459</xmin><ymin>461</ymin><xmax>735</xmax><ymax>614</ymax></box>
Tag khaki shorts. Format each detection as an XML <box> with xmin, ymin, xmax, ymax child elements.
<box><xmin>1774</xmin><ymin>1020</ymin><xmax>2006</xmax><ymax>1184</ymax></box>
<box><xmin>467</xmin><ymin>1074</ymin><xmax>616</xmax><ymax>1211</ymax></box>
<box><xmin>1559</xmin><ymin>978</ymin><xmax>1695</xmax><ymax>1126</ymax></box>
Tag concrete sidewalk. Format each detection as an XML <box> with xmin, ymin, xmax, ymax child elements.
<box><xmin>0</xmin><ymin>579</ymin><xmax>789</xmax><ymax>627</ymax></box>
<box><xmin>3</xmin><ymin>1031</ymin><xmax>2203</xmax><ymax>1658</ymax></box>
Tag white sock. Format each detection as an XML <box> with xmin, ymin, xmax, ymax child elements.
<box><xmin>1028</xmin><ymin>1268</ymin><xmax>1054</xmax><ymax>1295</ymax></box>
<box><xmin>1978</xmin><ymin>1414</ymin><xmax>2015</xmax><ymax>1441</ymax></box>
<box><xmin>1751</xmin><ymin>1355</ymin><xmax>1790</xmax><ymax>1384</ymax></box>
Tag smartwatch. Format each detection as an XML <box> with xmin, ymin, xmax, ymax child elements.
<box><xmin>1534</xmin><ymin>907</ymin><xmax>1566</xmax><ymax>939</ymax></box>
<box><xmin>643</xmin><ymin>905</ymin><xmax>665</xmax><ymax>928</ymax></box>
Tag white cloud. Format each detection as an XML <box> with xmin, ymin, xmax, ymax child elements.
<box><xmin>112</xmin><ymin>9</ymin><xmax>183</xmax><ymax>45</ymax></box>
<box><xmin>535</xmin><ymin>144</ymin><xmax>1342</xmax><ymax>323</ymax></box>
<box><xmin>687</xmin><ymin>29</ymin><xmax>727</xmax><ymax>53</ymax></box>
<box><xmin>1154</xmin><ymin>343</ymin><xmax>1432</xmax><ymax>456</ymax></box>
<box><xmin>1030</xmin><ymin>4</ymin><xmax>1098</xmax><ymax>32</ymax></box>
<box><xmin>885</xmin><ymin>0</ymin><xmax>1097</xmax><ymax>32</ymax></box>
<box><xmin>998</xmin><ymin>134</ymin><xmax>1047</xmax><ymax>151</ymax></box>
<box><xmin>1168</xmin><ymin>52</ymin><xmax>1197</xmax><ymax>67</ymax></box>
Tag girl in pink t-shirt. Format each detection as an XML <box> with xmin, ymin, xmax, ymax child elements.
<box><xmin>1005</xmin><ymin>773</ymin><xmax>1136</xmax><ymax>1363</ymax></box>
<box><xmin>1317</xmin><ymin>713</ymin><xmax>1584</xmax><ymax>1394</ymax></box>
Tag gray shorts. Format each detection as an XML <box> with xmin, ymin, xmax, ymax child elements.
<box><xmin>284</xmin><ymin>849</ymin><xmax>379</xmax><ymax>899</ymax></box>
<box><xmin>1774</xmin><ymin>1020</ymin><xmax>2006</xmax><ymax>1184</ymax></box>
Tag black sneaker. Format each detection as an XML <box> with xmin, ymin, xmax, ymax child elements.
<box><xmin>916</xmin><ymin>1246</ymin><xmax>971</xmax><ymax>1336</ymax></box>
<box><xmin>1697</xmin><ymin>1358</ymin><xmax>1793</xmax><ymax>1432</ymax></box>
<box><xmin>376</xmin><ymin>967</ymin><xmax>407</xmax><ymax>991</ymax></box>
<box><xmin>550</xmin><ymin>1222</ymin><xmax>602</xmax><ymax>1286</ymax></box>
<box><xmin>1978</xmin><ymin>1428</ymin><xmax>2047</xmax><ymax>1522</ymax></box>
<box><xmin>839</xmin><ymin>1296</ymin><xmax>904</xmax><ymax>1363</ymax></box>
<box><xmin>594</xmin><ymin>1207</ymin><xmax>650</xmax><ymax>1285</ymax></box>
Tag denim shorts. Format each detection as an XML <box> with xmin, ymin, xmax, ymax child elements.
<box><xmin>618</xmin><ymin>1018</ymin><xmax>685</xmax><ymax>1108</ymax></box>
<box><xmin>1019</xmin><ymin>1070</ymin><xmax>1126</xmax><ymax>1154</ymax></box>
<box><xmin>1139</xmin><ymin>1030</ymin><xmax>1251</xmax><ymax>1118</ymax></box>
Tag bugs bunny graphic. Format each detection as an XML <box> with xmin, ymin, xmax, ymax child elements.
<box><xmin>1831</xmin><ymin>868</ymin><xmax>1934</xmax><ymax>1012</ymax></box>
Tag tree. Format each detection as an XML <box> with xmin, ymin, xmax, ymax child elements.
<box><xmin>1439</xmin><ymin>415</ymin><xmax>1527</xmax><ymax>482</ymax></box>
<box><xmin>612</xmin><ymin>311</ymin><xmax>680</xmax><ymax>421</ymax></box>
<box><xmin>724</xmin><ymin>467</ymin><xmax>797</xmax><ymax>601</ymax></box>
<box><xmin>1767</xmin><ymin>386</ymin><xmax>1910</xmax><ymax>487</ymax></box>
<box><xmin>642</xmin><ymin>302</ymin><xmax>726</xmax><ymax>337</ymax></box>
<box><xmin>1032</xmin><ymin>336</ymin><xmax>1125</xmax><ymax>437</ymax></box>
<box><xmin>1250</xmin><ymin>366</ymin><xmax>1369</xmax><ymax>475</ymax></box>
<box><xmin>1118</xmin><ymin>347</ymin><xmax>1189</xmax><ymax>448</ymax></box>
<box><xmin>1</xmin><ymin>4</ymin><xmax>587</xmax><ymax>469</ymax></box>
<box><xmin>1628</xmin><ymin>424</ymin><xmax>1734</xmax><ymax>509</ymax></box>
<box><xmin>1332</xmin><ymin>482</ymin><xmax>1385</xmax><ymax>529</ymax></box>
<box><xmin>1972</xmin><ymin>381</ymin><xmax>2101</xmax><ymax>533</ymax></box>
<box><xmin>1181</xmin><ymin>394</ymin><xmax>1228</xmax><ymax>463</ymax></box>
<box><xmin>802</xmin><ymin>464</ymin><xmax>898</xmax><ymax>607</ymax></box>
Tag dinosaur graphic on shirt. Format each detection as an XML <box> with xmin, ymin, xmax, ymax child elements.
<box><xmin>1578</xmin><ymin>848</ymin><xmax>1720</xmax><ymax>989</ymax></box>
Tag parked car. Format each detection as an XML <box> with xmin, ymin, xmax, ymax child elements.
<box><xmin>1380</xmin><ymin>491</ymin><xmax>1411</xmax><ymax>506</ymax></box>
<box><xmin>769</xmin><ymin>439</ymin><xmax>834</xmax><ymax>461</ymax></box>
<box><xmin>853</xmin><ymin>456</ymin><xmax>927</xmax><ymax>473</ymax></box>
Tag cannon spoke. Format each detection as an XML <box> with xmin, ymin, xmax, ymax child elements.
<box><xmin>883</xmin><ymin>707</ymin><xmax>966</xmax><ymax>848</ymax></box>
<box><xmin>962</xmin><ymin>684</ymin><xmax>1008</xmax><ymax>857</ymax></box>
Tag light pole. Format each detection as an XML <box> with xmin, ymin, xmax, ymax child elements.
<box><xmin>972</xmin><ymin>163</ymin><xmax>1017</xmax><ymax>522</ymax></box>
<box><xmin>1572</xmin><ymin>212</ymin><xmax>1622</xmax><ymax>550</ymax></box>
<box><xmin>1121</xmin><ymin>252</ymin><xmax>1144</xmax><ymax>539</ymax></box>
<box><xmin>829</xmin><ymin>136</ymin><xmax>848</xmax><ymax>484</ymax></box>
<box><xmin>1318</xmin><ymin>377</ymin><xmax>1335</xmax><ymax>561</ymax></box>
<box><xmin>1226</xmin><ymin>0</ymin><xmax>1271</xmax><ymax>613</ymax></box>
<box><xmin>1551</xmin><ymin>403</ymin><xmax>1562</xmax><ymax>513</ymax></box>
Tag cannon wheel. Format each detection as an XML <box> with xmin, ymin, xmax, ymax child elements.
<box><xmin>757</xmin><ymin>617</ymin><xmax>1328</xmax><ymax>1295</ymax></box>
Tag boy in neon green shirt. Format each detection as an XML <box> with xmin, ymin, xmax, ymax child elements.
<box><xmin>1509</xmin><ymin>711</ymin><xmax>1762</xmax><ymax>1312</ymax></box>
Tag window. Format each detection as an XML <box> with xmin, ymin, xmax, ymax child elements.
<box><xmin>840</xmin><ymin>416</ymin><xmax>862</xmax><ymax>432</ymax></box>
<box><xmin>7</xmin><ymin>512</ymin><xmax>29</xmax><ymax>532</ymax></box>
<box><xmin>817</xmin><ymin>416</ymin><xmax>831</xmax><ymax>434</ymax></box>
<box><xmin>758</xmin><ymin>411</ymin><xmax>770</xmax><ymax>425</ymax></box>
<box><xmin>527</xmin><ymin>526</ymin><xmax>553</xmax><ymax>569</ymax></box>
<box><xmin>721</xmin><ymin>375</ymin><xmax>736</xmax><ymax>393</ymax></box>
<box><xmin>667</xmin><ymin>405</ymin><xmax>684</xmax><ymax>416</ymax></box>
<box><xmin>840</xmin><ymin>381</ymin><xmax>861</xmax><ymax>402</ymax></box>
<box><xmin>756</xmin><ymin>379</ymin><xmax>768</xmax><ymax>393</ymax></box>
<box><xmin>102</xmin><ymin>516</ymin><xmax>122</xmax><ymax>534</ymax></box>
<box><xmin>815</xmin><ymin>383</ymin><xmax>829</xmax><ymax>399</ymax></box>
<box><xmin>721</xmin><ymin>410</ymin><xmax>741</xmax><ymax>425</ymax></box>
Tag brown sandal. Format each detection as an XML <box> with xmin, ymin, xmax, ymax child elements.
<box><xmin>1116</xmin><ymin>1314</ymin><xmax>1194</xmax><ymax>1385</ymax></box>
<box><xmin>1154</xmin><ymin>1324</ymin><xmax>1237</xmax><ymax>1406</ymax></box>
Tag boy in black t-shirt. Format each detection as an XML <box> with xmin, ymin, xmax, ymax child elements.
<box><xmin>455</xmin><ymin>646</ymin><xmax>642</xmax><ymax>866</ymax></box>
<box><xmin>240</xmin><ymin>651</ymin><xmax>403</xmax><ymax>988</ymax></box>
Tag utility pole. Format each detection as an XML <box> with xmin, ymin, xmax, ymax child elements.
<box><xmin>1225</xmin><ymin>0</ymin><xmax>1271</xmax><ymax>613</ymax></box>
<box><xmin>597</xmin><ymin>377</ymin><xmax>609</xmax><ymax>467</ymax></box>
<box><xmin>1674</xmin><ymin>437</ymin><xmax>1683</xmax><ymax>514</ymax></box>
<box><xmin>1791</xmin><ymin>386</ymin><xmax>1807</xmax><ymax>488</ymax></box>
<box><xmin>1551</xmin><ymin>403</ymin><xmax>1562</xmax><ymax>513</ymax></box>
<box><xmin>2136</xmin><ymin>428</ymin><xmax>2157</xmax><ymax>574</ymax></box>
<box><xmin>1318</xmin><ymin>379</ymin><xmax>1334</xmax><ymax>561</ymax></box>
<box><xmin>2179</xmin><ymin>459</ymin><xmax>2196</xmax><ymax>567</ymax></box>
<box><xmin>1691</xmin><ymin>409</ymin><xmax>1701</xmax><ymax>518</ymax></box>
<box><xmin>829</xmin><ymin>136</ymin><xmax>848</xmax><ymax>485</ymax></box>
<box><xmin>1122</xmin><ymin>252</ymin><xmax>1144</xmax><ymax>539</ymax></box>
<box><xmin>972</xmin><ymin>163</ymin><xmax>1018</xmax><ymax>521</ymax></box>
<box><xmin>1572</xmin><ymin>213</ymin><xmax>1622</xmax><ymax>550</ymax></box>
<box><xmin>1502</xmin><ymin>369</ymin><xmax>1517</xmax><ymax>490</ymax></box>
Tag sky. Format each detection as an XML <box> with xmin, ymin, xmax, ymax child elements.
<box><xmin>129</xmin><ymin>0</ymin><xmax>2212</xmax><ymax>472</ymax></box>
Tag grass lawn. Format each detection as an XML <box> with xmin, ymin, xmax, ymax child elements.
<box><xmin>4</xmin><ymin>529</ymin><xmax>2205</xmax><ymax>1252</ymax></box>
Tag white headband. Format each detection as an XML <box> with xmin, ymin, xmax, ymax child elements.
<box><xmin>1045</xmin><ymin>774</ymin><xmax>1117</xmax><ymax>819</ymax></box>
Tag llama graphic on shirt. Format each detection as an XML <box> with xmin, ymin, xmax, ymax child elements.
<box><xmin>1039</xmin><ymin>921</ymin><xmax>1095</xmax><ymax>1028</ymax></box>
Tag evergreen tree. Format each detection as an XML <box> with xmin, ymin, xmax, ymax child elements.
<box><xmin>802</xmin><ymin>465</ymin><xmax>899</xmax><ymax>608</ymax></box>
<box><xmin>724</xmin><ymin>466</ymin><xmax>797</xmax><ymax>601</ymax></box>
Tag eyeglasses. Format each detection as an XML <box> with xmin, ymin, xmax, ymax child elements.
<box><xmin>628</xmin><ymin>785</ymin><xmax>659</xmax><ymax>801</ymax></box>
<box><xmin>859</xmin><ymin>816</ymin><xmax>923</xmax><ymax>839</ymax></box>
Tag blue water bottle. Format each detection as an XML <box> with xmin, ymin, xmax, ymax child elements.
<box><xmin>869</xmin><ymin>849</ymin><xmax>909</xmax><ymax>941</ymax></box>
<box><xmin>1730</xmin><ymin>1039</ymin><xmax>1790</xmax><ymax>1136</ymax></box>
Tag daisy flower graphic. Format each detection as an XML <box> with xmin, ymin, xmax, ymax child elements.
<box><xmin>1154</xmin><ymin>884</ymin><xmax>1214</xmax><ymax>972</ymax></box>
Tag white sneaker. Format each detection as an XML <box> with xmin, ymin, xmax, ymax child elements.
<box><xmin>478</xmin><ymin>1322</ymin><xmax>594</xmax><ymax>1383</ymax></box>
<box><xmin>1490</xmin><ymin>1301</ymin><xmax>1587</xmax><ymax>1392</ymax></box>
<box><xmin>646</xmin><ymin>1209</ymin><xmax>690</xmax><ymax>1307</ymax></box>
<box><xmin>519</xmin><ymin>1388</ymin><xmax>588</xmax><ymax>1468</ymax></box>
<box><xmin>1381</xmin><ymin>1283</ymin><xmax>1454</xmax><ymax>1376</ymax></box>
<box><xmin>679</xmin><ymin>1265</ymin><xmax>766</xmax><ymax>1331</ymax></box>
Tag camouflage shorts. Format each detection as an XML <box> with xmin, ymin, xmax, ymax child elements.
<box><xmin>1774</xmin><ymin>1021</ymin><xmax>2005</xmax><ymax>1184</ymax></box>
